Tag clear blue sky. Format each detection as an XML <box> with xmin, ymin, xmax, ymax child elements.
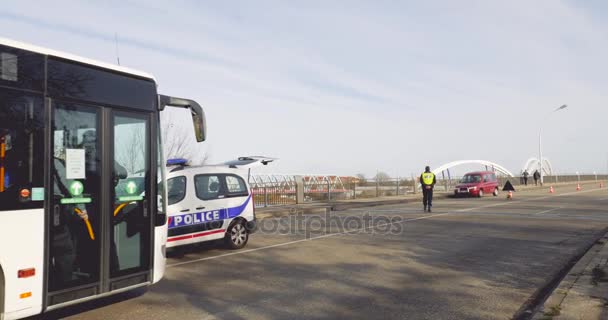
<box><xmin>2</xmin><ymin>0</ymin><xmax>607</xmax><ymax>177</ymax></box>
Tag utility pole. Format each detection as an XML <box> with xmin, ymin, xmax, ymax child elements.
<box><xmin>539</xmin><ymin>104</ymin><xmax>567</xmax><ymax>185</ymax></box>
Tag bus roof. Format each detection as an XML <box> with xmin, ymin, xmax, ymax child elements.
<box><xmin>0</xmin><ymin>36</ymin><xmax>156</xmax><ymax>81</ymax></box>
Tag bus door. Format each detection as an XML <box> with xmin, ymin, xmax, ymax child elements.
<box><xmin>48</xmin><ymin>103</ymin><xmax>153</xmax><ymax>306</ymax></box>
<box><xmin>109</xmin><ymin>111</ymin><xmax>152</xmax><ymax>289</ymax></box>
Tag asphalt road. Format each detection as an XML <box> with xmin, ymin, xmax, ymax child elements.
<box><xmin>41</xmin><ymin>183</ymin><xmax>608</xmax><ymax>320</ymax></box>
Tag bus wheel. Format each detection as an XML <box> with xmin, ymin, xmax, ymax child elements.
<box><xmin>225</xmin><ymin>220</ymin><xmax>249</xmax><ymax>249</ymax></box>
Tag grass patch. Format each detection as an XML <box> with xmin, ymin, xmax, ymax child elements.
<box><xmin>540</xmin><ymin>305</ymin><xmax>561</xmax><ymax>319</ymax></box>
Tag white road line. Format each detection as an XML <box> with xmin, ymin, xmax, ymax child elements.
<box><xmin>349</xmin><ymin>208</ymin><xmax>426</xmax><ymax>214</ymax></box>
<box><xmin>167</xmin><ymin>212</ymin><xmax>452</xmax><ymax>268</ymax></box>
<box><xmin>534</xmin><ymin>207</ymin><xmax>562</xmax><ymax>215</ymax></box>
<box><xmin>167</xmin><ymin>187</ymin><xmax>606</xmax><ymax>269</ymax></box>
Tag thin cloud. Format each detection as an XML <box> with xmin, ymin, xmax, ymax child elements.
<box><xmin>1</xmin><ymin>0</ymin><xmax>606</xmax><ymax>176</ymax></box>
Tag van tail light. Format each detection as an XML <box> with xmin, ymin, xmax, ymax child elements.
<box><xmin>18</xmin><ymin>268</ymin><xmax>35</xmax><ymax>278</ymax></box>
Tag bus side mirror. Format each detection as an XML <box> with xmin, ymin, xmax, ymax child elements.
<box><xmin>158</xmin><ymin>94</ymin><xmax>207</xmax><ymax>142</ymax></box>
<box><xmin>191</xmin><ymin>112</ymin><xmax>206</xmax><ymax>143</ymax></box>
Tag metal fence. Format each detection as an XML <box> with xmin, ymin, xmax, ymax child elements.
<box><xmin>249</xmin><ymin>174</ymin><xmax>608</xmax><ymax>208</ymax></box>
<box><xmin>250</xmin><ymin>184</ymin><xmax>297</xmax><ymax>208</ymax></box>
<box><xmin>346</xmin><ymin>178</ymin><xmax>413</xmax><ymax>199</ymax></box>
<box><xmin>250</xmin><ymin>176</ymin><xmax>418</xmax><ymax>208</ymax></box>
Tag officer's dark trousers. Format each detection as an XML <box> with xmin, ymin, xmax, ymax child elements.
<box><xmin>422</xmin><ymin>187</ymin><xmax>433</xmax><ymax>208</ymax></box>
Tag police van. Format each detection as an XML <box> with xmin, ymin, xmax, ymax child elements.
<box><xmin>164</xmin><ymin>157</ymin><xmax>274</xmax><ymax>249</ymax></box>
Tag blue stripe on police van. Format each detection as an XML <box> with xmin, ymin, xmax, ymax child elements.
<box><xmin>168</xmin><ymin>195</ymin><xmax>251</xmax><ymax>229</ymax></box>
<box><xmin>227</xmin><ymin>195</ymin><xmax>251</xmax><ymax>218</ymax></box>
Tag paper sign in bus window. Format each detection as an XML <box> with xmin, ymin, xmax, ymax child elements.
<box><xmin>66</xmin><ymin>149</ymin><xmax>85</xmax><ymax>179</ymax></box>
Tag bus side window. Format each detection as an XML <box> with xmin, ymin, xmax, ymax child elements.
<box><xmin>0</xmin><ymin>90</ymin><xmax>44</xmax><ymax>210</ymax></box>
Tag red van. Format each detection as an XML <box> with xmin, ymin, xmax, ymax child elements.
<box><xmin>453</xmin><ymin>171</ymin><xmax>500</xmax><ymax>197</ymax></box>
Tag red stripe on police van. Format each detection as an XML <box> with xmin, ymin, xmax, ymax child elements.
<box><xmin>167</xmin><ymin>229</ymin><xmax>226</xmax><ymax>242</ymax></box>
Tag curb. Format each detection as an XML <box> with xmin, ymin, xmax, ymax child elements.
<box><xmin>516</xmin><ymin>227</ymin><xmax>608</xmax><ymax>320</ymax></box>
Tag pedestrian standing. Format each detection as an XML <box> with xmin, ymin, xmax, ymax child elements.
<box><xmin>533</xmin><ymin>170</ymin><xmax>540</xmax><ymax>186</ymax></box>
<box><xmin>420</xmin><ymin>166</ymin><xmax>436</xmax><ymax>212</ymax></box>
<box><xmin>523</xmin><ymin>170</ymin><xmax>529</xmax><ymax>186</ymax></box>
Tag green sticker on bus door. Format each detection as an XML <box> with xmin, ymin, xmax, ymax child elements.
<box><xmin>61</xmin><ymin>181</ymin><xmax>91</xmax><ymax>204</ymax></box>
<box><xmin>69</xmin><ymin>181</ymin><xmax>84</xmax><ymax>197</ymax></box>
<box><xmin>125</xmin><ymin>181</ymin><xmax>138</xmax><ymax>195</ymax></box>
<box><xmin>61</xmin><ymin>197</ymin><xmax>92</xmax><ymax>204</ymax></box>
<box><xmin>118</xmin><ymin>180</ymin><xmax>143</xmax><ymax>202</ymax></box>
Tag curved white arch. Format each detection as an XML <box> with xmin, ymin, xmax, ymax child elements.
<box><xmin>523</xmin><ymin>157</ymin><xmax>553</xmax><ymax>176</ymax></box>
<box><xmin>433</xmin><ymin>160</ymin><xmax>514</xmax><ymax>177</ymax></box>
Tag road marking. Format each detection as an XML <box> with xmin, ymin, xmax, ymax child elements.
<box><xmin>167</xmin><ymin>212</ymin><xmax>452</xmax><ymax>268</ymax></box>
<box><xmin>167</xmin><ymin>187</ymin><xmax>606</xmax><ymax>269</ymax></box>
<box><xmin>349</xmin><ymin>208</ymin><xmax>428</xmax><ymax>214</ymax></box>
<box><xmin>534</xmin><ymin>207</ymin><xmax>561</xmax><ymax>215</ymax></box>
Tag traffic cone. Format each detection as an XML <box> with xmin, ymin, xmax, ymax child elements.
<box><xmin>549</xmin><ymin>186</ymin><xmax>554</xmax><ymax>193</ymax></box>
<box><xmin>507</xmin><ymin>191</ymin><xmax>513</xmax><ymax>199</ymax></box>
<box><xmin>576</xmin><ymin>183</ymin><xmax>581</xmax><ymax>191</ymax></box>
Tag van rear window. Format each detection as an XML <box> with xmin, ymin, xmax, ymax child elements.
<box><xmin>194</xmin><ymin>174</ymin><xmax>249</xmax><ymax>201</ymax></box>
<box><xmin>225</xmin><ymin>175</ymin><xmax>248</xmax><ymax>197</ymax></box>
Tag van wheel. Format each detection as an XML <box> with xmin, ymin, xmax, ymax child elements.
<box><xmin>225</xmin><ymin>220</ymin><xmax>248</xmax><ymax>249</ymax></box>
<box><xmin>493</xmin><ymin>188</ymin><xmax>499</xmax><ymax>196</ymax></box>
<box><xmin>478</xmin><ymin>189</ymin><xmax>484</xmax><ymax>197</ymax></box>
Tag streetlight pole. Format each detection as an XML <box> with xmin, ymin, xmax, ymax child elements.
<box><xmin>539</xmin><ymin>104</ymin><xmax>568</xmax><ymax>185</ymax></box>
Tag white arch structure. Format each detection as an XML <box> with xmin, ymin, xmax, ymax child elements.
<box><xmin>433</xmin><ymin>160</ymin><xmax>514</xmax><ymax>177</ymax></box>
<box><xmin>523</xmin><ymin>157</ymin><xmax>553</xmax><ymax>176</ymax></box>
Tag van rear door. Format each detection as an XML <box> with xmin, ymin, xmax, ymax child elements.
<box><xmin>223</xmin><ymin>156</ymin><xmax>277</xmax><ymax>168</ymax></box>
<box><xmin>222</xmin><ymin>174</ymin><xmax>252</xmax><ymax>221</ymax></box>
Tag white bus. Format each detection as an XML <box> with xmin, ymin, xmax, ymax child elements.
<box><xmin>0</xmin><ymin>38</ymin><xmax>206</xmax><ymax>320</ymax></box>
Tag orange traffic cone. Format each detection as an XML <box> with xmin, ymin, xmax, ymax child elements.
<box><xmin>549</xmin><ymin>186</ymin><xmax>554</xmax><ymax>193</ymax></box>
<box><xmin>507</xmin><ymin>191</ymin><xmax>513</xmax><ymax>199</ymax></box>
<box><xmin>576</xmin><ymin>183</ymin><xmax>581</xmax><ymax>191</ymax></box>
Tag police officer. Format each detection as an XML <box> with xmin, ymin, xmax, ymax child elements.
<box><xmin>420</xmin><ymin>166</ymin><xmax>436</xmax><ymax>212</ymax></box>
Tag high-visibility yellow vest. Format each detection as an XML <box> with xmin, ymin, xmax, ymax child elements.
<box><xmin>421</xmin><ymin>172</ymin><xmax>435</xmax><ymax>185</ymax></box>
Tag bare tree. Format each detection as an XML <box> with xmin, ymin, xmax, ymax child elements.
<box><xmin>117</xmin><ymin>126</ymin><xmax>144</xmax><ymax>174</ymax></box>
<box><xmin>161</xmin><ymin>111</ymin><xmax>209</xmax><ymax>165</ymax></box>
<box><xmin>355</xmin><ymin>173</ymin><xmax>367</xmax><ymax>185</ymax></box>
<box><xmin>375</xmin><ymin>171</ymin><xmax>391</xmax><ymax>183</ymax></box>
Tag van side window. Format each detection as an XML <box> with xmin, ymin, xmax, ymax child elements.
<box><xmin>195</xmin><ymin>174</ymin><xmax>222</xmax><ymax>201</ymax></box>
<box><xmin>167</xmin><ymin>176</ymin><xmax>186</xmax><ymax>205</ymax></box>
<box><xmin>224</xmin><ymin>175</ymin><xmax>248</xmax><ymax>197</ymax></box>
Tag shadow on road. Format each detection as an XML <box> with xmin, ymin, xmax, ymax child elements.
<box><xmin>28</xmin><ymin>287</ymin><xmax>147</xmax><ymax>320</ymax></box>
